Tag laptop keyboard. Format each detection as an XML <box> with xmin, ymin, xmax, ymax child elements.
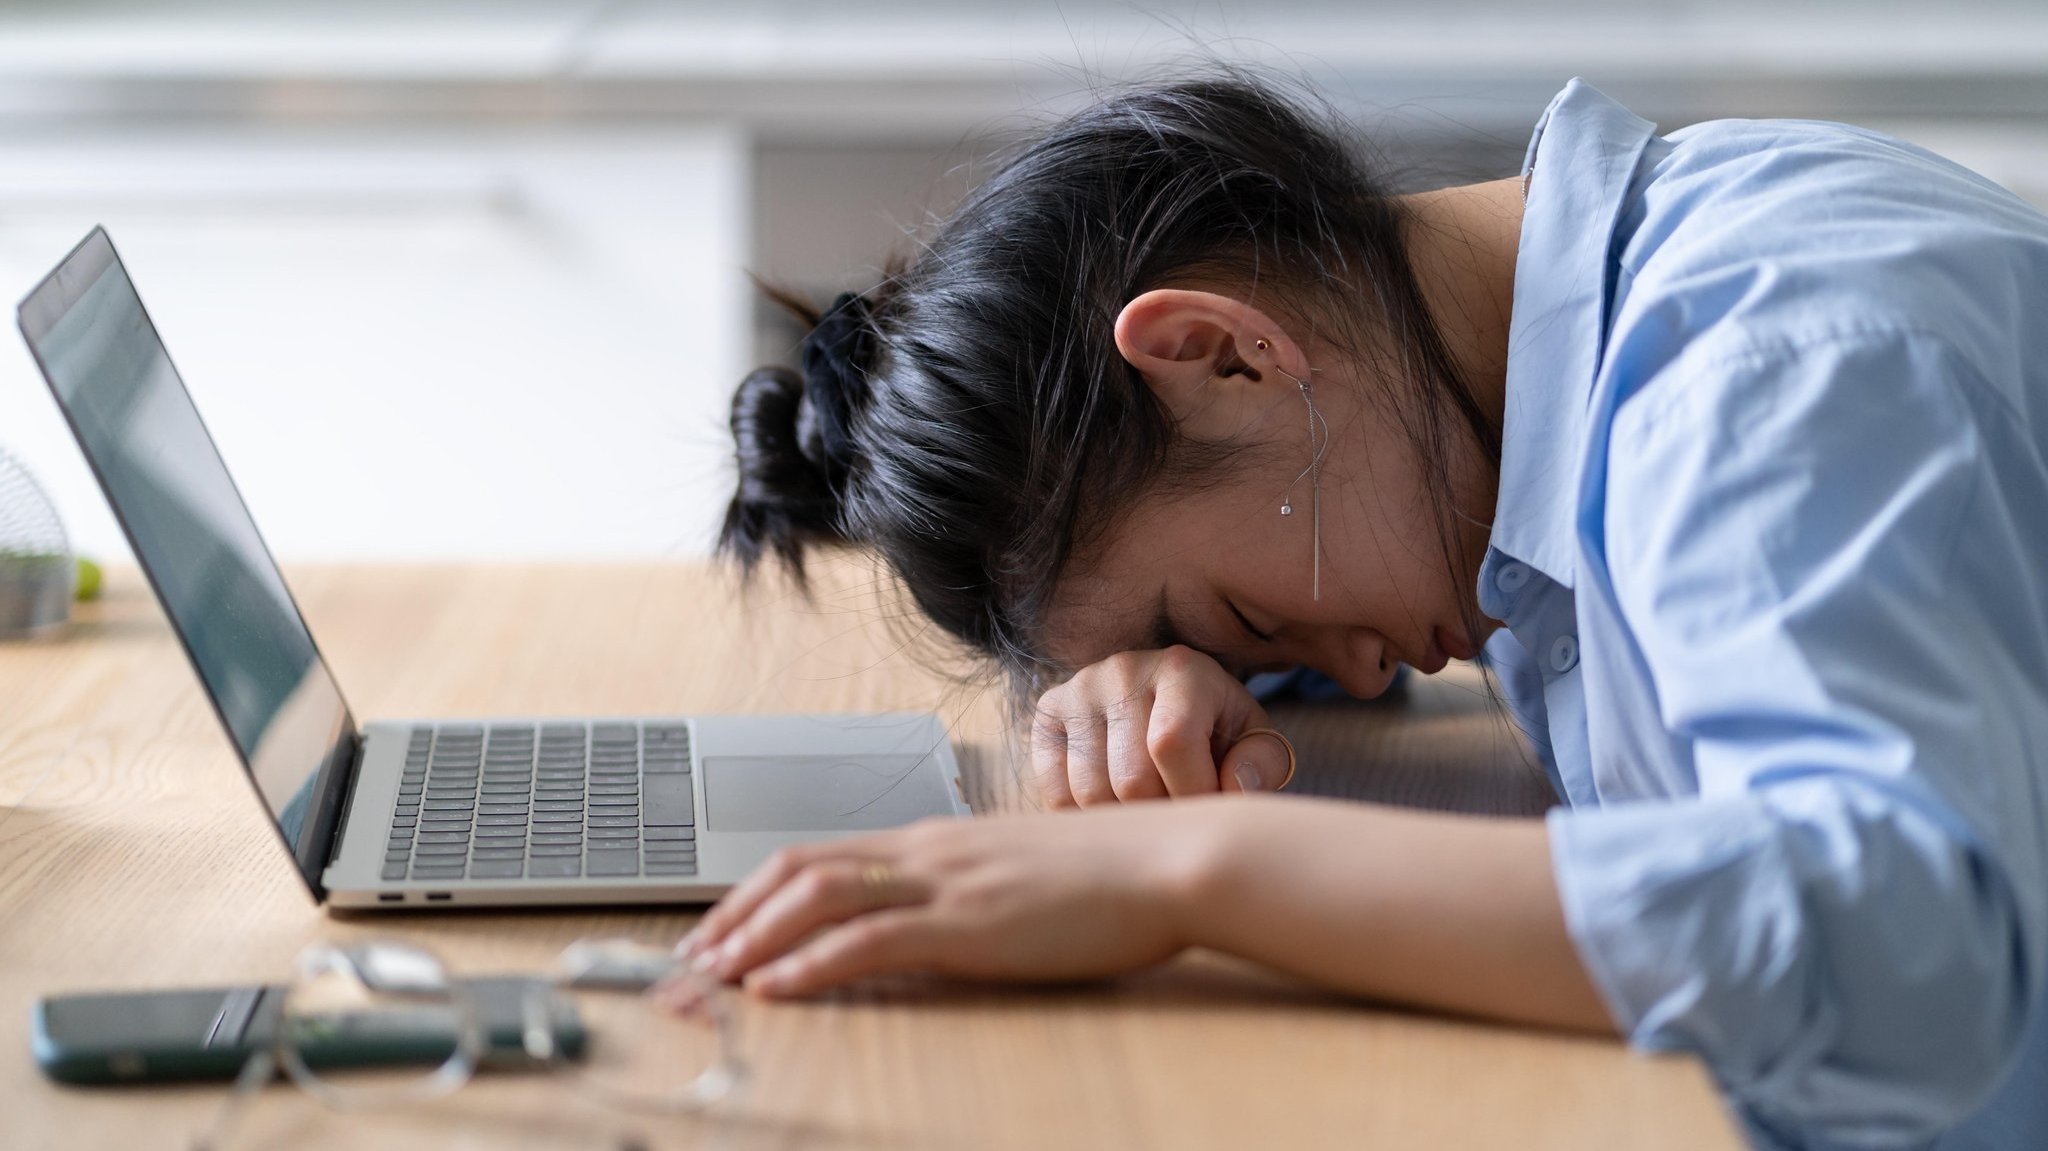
<box><xmin>380</xmin><ymin>722</ymin><xmax>697</xmax><ymax>883</ymax></box>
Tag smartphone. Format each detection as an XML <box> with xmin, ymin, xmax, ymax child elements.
<box><xmin>31</xmin><ymin>976</ymin><xmax>584</xmax><ymax>1085</ymax></box>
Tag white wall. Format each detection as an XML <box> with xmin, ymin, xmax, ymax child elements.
<box><xmin>0</xmin><ymin>0</ymin><xmax>2042</xmax><ymax>561</ymax></box>
<box><xmin>0</xmin><ymin>127</ymin><xmax>750</xmax><ymax>561</ymax></box>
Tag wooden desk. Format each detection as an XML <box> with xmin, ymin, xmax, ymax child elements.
<box><xmin>0</xmin><ymin>564</ymin><xmax>1742</xmax><ymax>1150</ymax></box>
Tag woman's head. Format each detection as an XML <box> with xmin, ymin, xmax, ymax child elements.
<box><xmin>720</xmin><ymin>72</ymin><xmax>1504</xmax><ymax>699</ymax></box>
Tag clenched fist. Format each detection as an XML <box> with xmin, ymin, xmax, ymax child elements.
<box><xmin>1031</xmin><ymin>645</ymin><xmax>1292</xmax><ymax>808</ymax></box>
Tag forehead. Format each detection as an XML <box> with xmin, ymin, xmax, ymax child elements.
<box><xmin>1038</xmin><ymin>572</ymin><xmax>1157</xmax><ymax>670</ymax></box>
<box><xmin>1036</xmin><ymin>509</ymin><xmax>1217</xmax><ymax>671</ymax></box>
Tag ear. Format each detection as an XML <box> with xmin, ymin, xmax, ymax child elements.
<box><xmin>1113</xmin><ymin>289</ymin><xmax>1310</xmax><ymax>438</ymax></box>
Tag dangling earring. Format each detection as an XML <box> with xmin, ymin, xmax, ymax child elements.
<box><xmin>1258</xmin><ymin>338</ymin><xmax>1329</xmax><ymax>601</ymax></box>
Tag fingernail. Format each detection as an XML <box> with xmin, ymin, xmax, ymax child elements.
<box><xmin>674</xmin><ymin>928</ymin><xmax>701</xmax><ymax>959</ymax></box>
<box><xmin>1233</xmin><ymin>761</ymin><xmax>1263</xmax><ymax>792</ymax></box>
<box><xmin>690</xmin><ymin>947</ymin><xmax>721</xmax><ymax>975</ymax></box>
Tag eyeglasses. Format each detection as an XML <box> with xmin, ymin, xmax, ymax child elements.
<box><xmin>193</xmin><ymin>938</ymin><xmax>745</xmax><ymax>1151</ymax></box>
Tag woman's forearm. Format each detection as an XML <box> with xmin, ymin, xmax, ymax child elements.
<box><xmin>1175</xmin><ymin>796</ymin><xmax>1618</xmax><ymax>1034</ymax></box>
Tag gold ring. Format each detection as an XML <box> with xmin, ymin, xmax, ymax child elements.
<box><xmin>859</xmin><ymin>861</ymin><xmax>903</xmax><ymax>908</ymax></box>
<box><xmin>1235</xmin><ymin>727</ymin><xmax>1297</xmax><ymax>791</ymax></box>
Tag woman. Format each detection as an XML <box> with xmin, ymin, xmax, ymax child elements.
<box><xmin>685</xmin><ymin>74</ymin><xmax>2048</xmax><ymax>1150</ymax></box>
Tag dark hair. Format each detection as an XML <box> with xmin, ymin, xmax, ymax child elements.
<box><xmin>719</xmin><ymin>71</ymin><xmax>1499</xmax><ymax>699</ymax></box>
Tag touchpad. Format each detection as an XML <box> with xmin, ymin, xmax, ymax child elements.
<box><xmin>701</xmin><ymin>754</ymin><xmax>953</xmax><ymax>832</ymax></box>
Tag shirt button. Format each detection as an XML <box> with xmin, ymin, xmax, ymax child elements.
<box><xmin>1495</xmin><ymin>562</ymin><xmax>1531</xmax><ymax>594</ymax></box>
<box><xmin>1548</xmin><ymin>634</ymin><xmax>1579</xmax><ymax>674</ymax></box>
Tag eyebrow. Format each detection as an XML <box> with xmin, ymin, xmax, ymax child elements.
<box><xmin>1148</xmin><ymin>587</ymin><xmax>1189</xmax><ymax>652</ymax></box>
<box><xmin>1147</xmin><ymin>586</ymin><xmax>1251</xmax><ymax>679</ymax></box>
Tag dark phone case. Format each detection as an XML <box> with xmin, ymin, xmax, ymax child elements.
<box><xmin>32</xmin><ymin>975</ymin><xmax>584</xmax><ymax>1085</ymax></box>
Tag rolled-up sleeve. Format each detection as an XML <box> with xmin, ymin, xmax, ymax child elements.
<box><xmin>1550</xmin><ymin>328</ymin><xmax>2048</xmax><ymax>1144</ymax></box>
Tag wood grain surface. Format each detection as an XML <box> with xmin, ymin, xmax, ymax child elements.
<box><xmin>0</xmin><ymin>562</ymin><xmax>1741</xmax><ymax>1150</ymax></box>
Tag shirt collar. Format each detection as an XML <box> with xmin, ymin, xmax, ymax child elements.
<box><xmin>1486</xmin><ymin>78</ymin><xmax>1658</xmax><ymax>590</ymax></box>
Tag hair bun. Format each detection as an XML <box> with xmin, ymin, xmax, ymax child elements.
<box><xmin>720</xmin><ymin>365</ymin><xmax>846</xmax><ymax>575</ymax></box>
<box><xmin>796</xmin><ymin>291</ymin><xmax>875</xmax><ymax>483</ymax></box>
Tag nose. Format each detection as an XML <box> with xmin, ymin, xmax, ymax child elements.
<box><xmin>1307</xmin><ymin>627</ymin><xmax>1399</xmax><ymax>699</ymax></box>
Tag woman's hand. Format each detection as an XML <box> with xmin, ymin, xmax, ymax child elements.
<box><xmin>672</xmin><ymin>804</ymin><xmax>1226</xmax><ymax>999</ymax></box>
<box><xmin>671</xmin><ymin>797</ymin><xmax>1612</xmax><ymax>1033</ymax></box>
<box><xmin>1031</xmin><ymin>645</ymin><xmax>1290</xmax><ymax>808</ymax></box>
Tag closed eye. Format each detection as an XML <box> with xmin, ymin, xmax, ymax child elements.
<box><xmin>1225</xmin><ymin>599</ymin><xmax>1273</xmax><ymax>644</ymax></box>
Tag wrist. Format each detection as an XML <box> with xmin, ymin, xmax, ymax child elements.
<box><xmin>1155</xmin><ymin>798</ymin><xmax>1257</xmax><ymax>952</ymax></box>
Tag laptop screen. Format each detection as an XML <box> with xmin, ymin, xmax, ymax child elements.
<box><xmin>17</xmin><ymin>229</ymin><xmax>354</xmax><ymax>898</ymax></box>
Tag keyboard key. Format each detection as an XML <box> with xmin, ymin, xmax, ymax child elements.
<box><xmin>471</xmin><ymin>848</ymin><xmax>525</xmax><ymax>861</ymax></box>
<box><xmin>411</xmin><ymin>865</ymin><xmax>466</xmax><ymax>879</ymax></box>
<box><xmin>643</xmin><ymin>827</ymin><xmax>695</xmax><ymax>842</ymax></box>
<box><xmin>477</xmin><ymin>813</ymin><xmax>529</xmax><ymax>827</ymax></box>
<box><xmin>644</xmin><ymin>862</ymin><xmax>697</xmax><ymax>876</ymax></box>
<box><xmin>586</xmin><ymin>851</ymin><xmax>639</xmax><ymax>877</ymax></box>
<box><xmin>470</xmin><ymin>861</ymin><xmax>523</xmax><ymax>879</ymax></box>
<box><xmin>529</xmin><ymin>858</ymin><xmax>581</xmax><ymax>878</ymax></box>
<box><xmin>529</xmin><ymin>843</ymin><xmax>582</xmax><ymax>856</ymax></box>
<box><xmin>533</xmin><ymin>810</ymin><xmax>582</xmax><ymax>823</ymax></box>
<box><xmin>382</xmin><ymin>864</ymin><xmax>409</xmax><ymax>880</ymax></box>
<box><xmin>644</xmin><ymin>774</ymin><xmax>695</xmax><ymax>827</ymax></box>
<box><xmin>416</xmin><ymin>831</ymin><xmax>472</xmax><ymax>844</ymax></box>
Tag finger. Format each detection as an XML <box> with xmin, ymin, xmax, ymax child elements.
<box><xmin>1146</xmin><ymin>675</ymin><xmax>1225</xmax><ymax>797</ymax></box>
<box><xmin>1030</xmin><ymin>703</ymin><xmax>1076</xmax><ymax>810</ymax></box>
<box><xmin>1065</xmin><ymin>712</ymin><xmax>1115</xmax><ymax>807</ymax></box>
<box><xmin>679</xmin><ymin>843</ymin><xmax>821</xmax><ymax>960</ymax></box>
<box><xmin>1218</xmin><ymin>728</ymin><xmax>1292</xmax><ymax>794</ymax></box>
<box><xmin>742</xmin><ymin>908</ymin><xmax>949</xmax><ymax>998</ymax></box>
<box><xmin>708</xmin><ymin>859</ymin><xmax>926</xmax><ymax>982</ymax></box>
<box><xmin>1104</xmin><ymin>690</ymin><xmax>1165</xmax><ymax>802</ymax></box>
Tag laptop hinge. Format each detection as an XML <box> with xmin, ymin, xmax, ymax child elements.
<box><xmin>321</xmin><ymin>731</ymin><xmax>367</xmax><ymax>875</ymax></box>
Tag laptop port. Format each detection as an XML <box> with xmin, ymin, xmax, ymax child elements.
<box><xmin>425</xmin><ymin>892</ymin><xmax>452</xmax><ymax>902</ymax></box>
<box><xmin>377</xmin><ymin>893</ymin><xmax>403</xmax><ymax>903</ymax></box>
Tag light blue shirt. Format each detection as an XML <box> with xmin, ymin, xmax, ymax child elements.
<box><xmin>1491</xmin><ymin>80</ymin><xmax>2048</xmax><ymax>1150</ymax></box>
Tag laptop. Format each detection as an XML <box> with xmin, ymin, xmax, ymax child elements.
<box><xmin>16</xmin><ymin>227</ymin><xmax>970</xmax><ymax>910</ymax></box>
